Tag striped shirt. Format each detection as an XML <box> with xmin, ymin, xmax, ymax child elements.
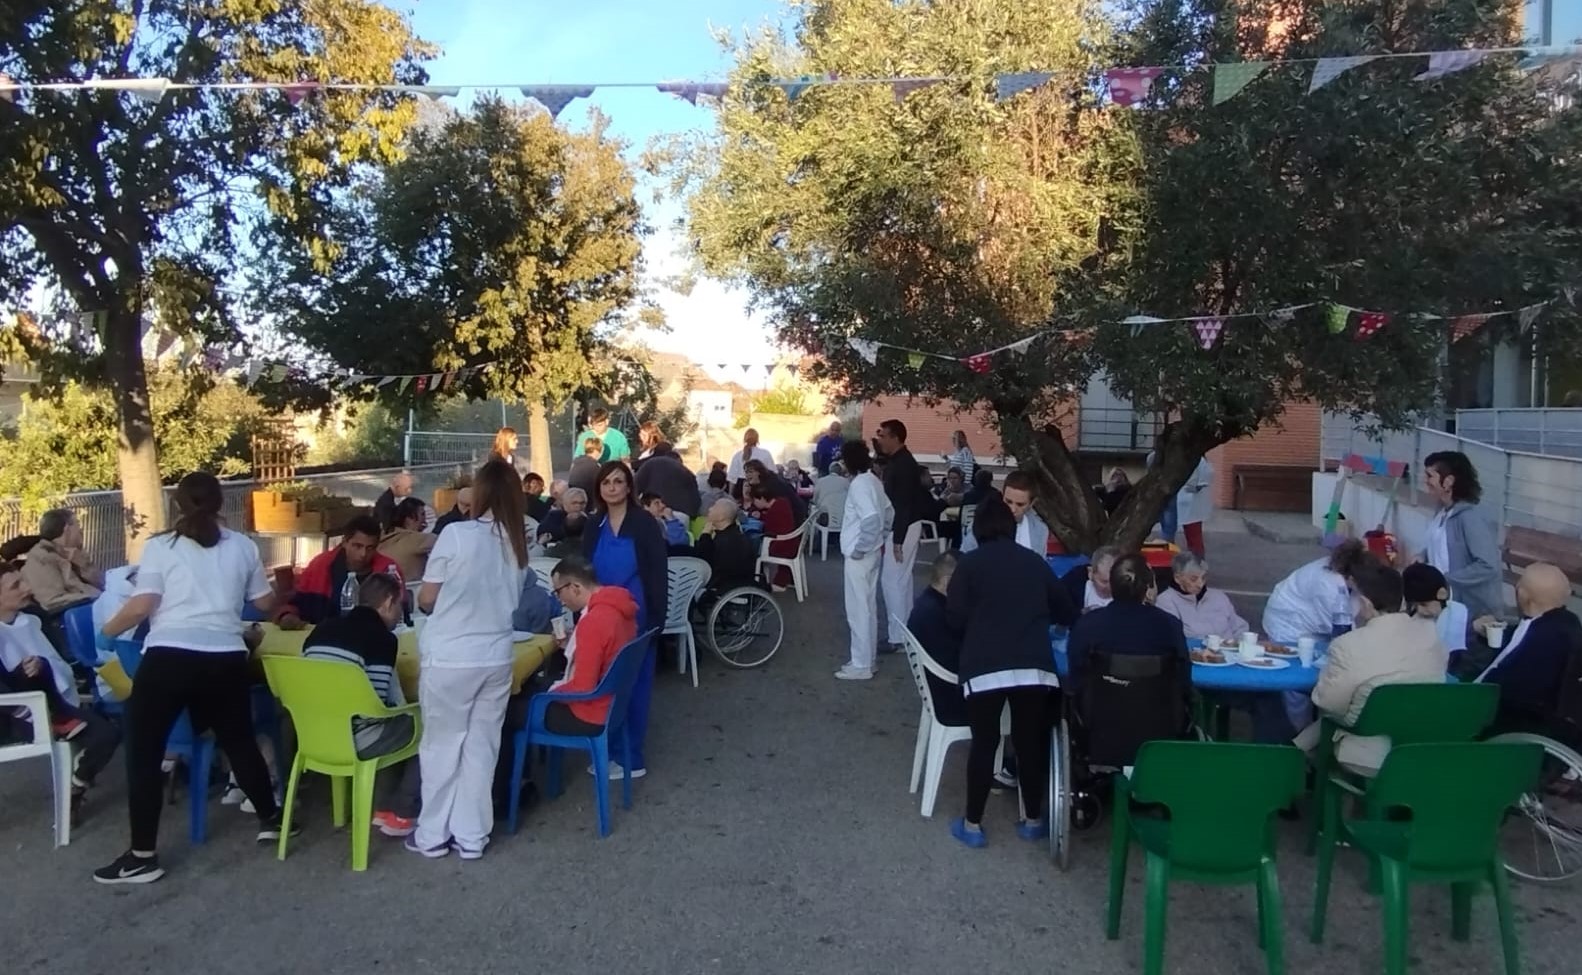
<box><xmin>303</xmin><ymin>607</ymin><xmax>404</xmax><ymax>707</ymax></box>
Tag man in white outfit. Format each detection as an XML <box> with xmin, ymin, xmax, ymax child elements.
<box><xmin>873</xmin><ymin>419</ymin><xmax>930</xmax><ymax>654</ymax></box>
<box><xmin>837</xmin><ymin>441</ymin><xmax>892</xmax><ymax>681</ymax></box>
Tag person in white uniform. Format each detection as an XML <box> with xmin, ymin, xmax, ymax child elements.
<box><xmin>726</xmin><ymin>428</ymin><xmax>776</xmax><ymax>498</ymax></box>
<box><xmin>410</xmin><ymin>459</ymin><xmax>530</xmax><ymax>860</ymax></box>
<box><xmin>1261</xmin><ymin>540</ymin><xmax>1373</xmax><ymax>645</ymax></box>
<box><xmin>836</xmin><ymin>441</ymin><xmax>892</xmax><ymax>681</ymax></box>
<box><xmin>1176</xmin><ymin>456</ymin><xmax>1213</xmax><ymax>558</ymax></box>
<box><xmin>960</xmin><ymin>470</ymin><xmax>1048</xmax><ymax>556</ymax></box>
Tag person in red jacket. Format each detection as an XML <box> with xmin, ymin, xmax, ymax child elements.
<box><xmin>546</xmin><ymin>555</ymin><xmax>638</xmax><ymax>734</ymax></box>
<box><xmin>277</xmin><ymin>516</ymin><xmax>403</xmax><ymax>629</ymax></box>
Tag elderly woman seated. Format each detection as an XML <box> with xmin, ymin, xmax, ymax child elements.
<box><xmin>536</xmin><ymin>487</ymin><xmax>588</xmax><ymax>544</ymax></box>
<box><xmin>1154</xmin><ymin>552</ymin><xmax>1248</xmax><ymax>640</ymax></box>
<box><xmin>695</xmin><ymin>498</ymin><xmax>757</xmax><ymax>593</ymax></box>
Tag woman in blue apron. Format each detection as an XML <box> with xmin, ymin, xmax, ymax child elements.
<box><xmin>582</xmin><ymin>460</ymin><xmax>670</xmax><ymax>779</ymax></box>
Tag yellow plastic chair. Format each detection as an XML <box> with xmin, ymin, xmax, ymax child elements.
<box><xmin>262</xmin><ymin>656</ymin><xmax>421</xmax><ymax>872</ymax></box>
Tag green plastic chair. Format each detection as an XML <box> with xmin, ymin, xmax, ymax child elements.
<box><xmin>1310</xmin><ymin>742</ymin><xmax>1543</xmax><ymax>975</ymax></box>
<box><xmin>1107</xmin><ymin>741</ymin><xmax>1306</xmax><ymax>975</ymax></box>
<box><xmin>262</xmin><ymin>655</ymin><xmax>422</xmax><ymax>872</ymax></box>
<box><xmin>1306</xmin><ymin>683</ymin><xmax>1497</xmax><ymax>856</ymax></box>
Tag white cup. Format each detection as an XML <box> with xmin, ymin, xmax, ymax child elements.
<box><xmin>1205</xmin><ymin>635</ymin><xmax>1223</xmax><ymax>651</ymax></box>
<box><xmin>551</xmin><ymin>615</ymin><xmax>570</xmax><ymax>641</ymax></box>
<box><xmin>1296</xmin><ymin>637</ymin><xmax>1316</xmax><ymax>667</ymax></box>
<box><xmin>1240</xmin><ymin>632</ymin><xmax>1263</xmax><ymax>659</ymax></box>
<box><xmin>1487</xmin><ymin>623</ymin><xmax>1506</xmax><ymax>649</ymax></box>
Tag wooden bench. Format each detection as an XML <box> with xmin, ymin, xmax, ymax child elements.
<box><xmin>1502</xmin><ymin>525</ymin><xmax>1582</xmax><ymax>595</ymax></box>
<box><xmin>1231</xmin><ymin>464</ymin><xmax>1312</xmax><ymax>513</ymax></box>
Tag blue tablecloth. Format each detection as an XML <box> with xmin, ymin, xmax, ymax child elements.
<box><xmin>1050</xmin><ymin>630</ymin><xmax>1327</xmax><ymax>693</ymax></box>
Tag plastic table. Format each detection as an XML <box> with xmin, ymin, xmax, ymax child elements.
<box><xmin>1050</xmin><ymin>629</ymin><xmax>1327</xmax><ymax>693</ymax></box>
<box><xmin>256</xmin><ymin>624</ymin><xmax>553</xmax><ymax>700</ymax></box>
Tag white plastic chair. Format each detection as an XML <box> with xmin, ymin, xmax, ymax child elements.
<box><xmin>0</xmin><ymin>691</ymin><xmax>74</xmax><ymax>847</ymax></box>
<box><xmin>755</xmin><ymin>514</ymin><xmax>812</xmax><ymax>602</ymax></box>
<box><xmin>665</xmin><ymin>557</ymin><xmax>713</xmax><ymax>687</ymax></box>
<box><xmin>894</xmin><ymin>616</ymin><xmax>1008</xmax><ymax>819</ymax></box>
<box><xmin>530</xmin><ymin>562</ymin><xmax>556</xmax><ymax>594</ymax></box>
<box><xmin>959</xmin><ymin>502</ymin><xmax>977</xmax><ymax>546</ymax></box>
<box><xmin>811</xmin><ymin>504</ymin><xmax>844</xmax><ymax>561</ymax></box>
<box><xmin>917</xmin><ymin>520</ymin><xmax>949</xmax><ymax>558</ymax></box>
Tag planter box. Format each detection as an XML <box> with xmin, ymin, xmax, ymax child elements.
<box><xmin>250</xmin><ymin>492</ymin><xmax>358</xmax><ymax>535</ymax></box>
<box><xmin>434</xmin><ymin>488</ymin><xmax>460</xmax><ymax>514</ymax></box>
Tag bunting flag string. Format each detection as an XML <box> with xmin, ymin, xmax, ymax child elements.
<box><xmin>1192</xmin><ymin>317</ymin><xmax>1224</xmax><ymax>349</ymax></box>
<box><xmin>2</xmin><ymin>45</ymin><xmax>1575</xmax><ymax>113</ymax></box>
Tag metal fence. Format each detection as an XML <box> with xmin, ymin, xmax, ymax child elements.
<box><xmin>1077</xmin><ymin>406</ymin><xmax>1162</xmax><ymax>454</ymax></box>
<box><xmin>403</xmin><ymin>431</ymin><xmax>500</xmax><ymax>468</ymax></box>
<box><xmin>1453</xmin><ymin>408</ymin><xmax>1582</xmax><ymax>459</ymax></box>
<box><xmin>1321</xmin><ymin>412</ymin><xmax>1582</xmax><ymax>539</ymax></box>
<box><xmin>0</xmin><ymin>463</ymin><xmax>465</xmax><ymax>570</ymax></box>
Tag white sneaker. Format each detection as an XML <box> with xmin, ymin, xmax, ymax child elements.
<box><xmin>835</xmin><ymin>665</ymin><xmax>874</xmax><ymax>681</ymax></box>
<box><xmin>221</xmin><ymin>785</ymin><xmax>246</xmax><ymax>806</ymax></box>
<box><xmin>587</xmin><ymin>761</ymin><xmax>647</xmax><ymax>780</ymax></box>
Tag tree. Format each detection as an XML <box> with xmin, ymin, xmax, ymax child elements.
<box><xmin>0</xmin><ymin>364</ymin><xmax>267</xmax><ymax>513</ymax></box>
<box><xmin>267</xmin><ymin>97</ymin><xmax>655</xmax><ymax>481</ymax></box>
<box><xmin>1</xmin><ymin>0</ymin><xmax>431</xmax><ymax>553</ymax></box>
<box><xmin>667</xmin><ymin>0</ymin><xmax>1582</xmax><ymax>551</ymax></box>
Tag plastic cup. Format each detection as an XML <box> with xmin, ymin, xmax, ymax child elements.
<box><xmin>1205</xmin><ymin>635</ymin><xmax>1223</xmax><ymax>651</ymax></box>
<box><xmin>1296</xmin><ymin>637</ymin><xmax>1316</xmax><ymax>667</ymax></box>
<box><xmin>552</xmin><ymin>615</ymin><xmax>569</xmax><ymax>641</ymax></box>
<box><xmin>1240</xmin><ymin>632</ymin><xmax>1263</xmax><ymax>659</ymax></box>
<box><xmin>1487</xmin><ymin>623</ymin><xmax>1506</xmax><ymax>649</ymax></box>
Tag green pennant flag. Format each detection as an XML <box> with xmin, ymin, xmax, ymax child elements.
<box><xmin>1213</xmin><ymin>62</ymin><xmax>1269</xmax><ymax>105</ymax></box>
<box><xmin>1325</xmin><ymin>303</ymin><xmax>1351</xmax><ymax>335</ymax></box>
<box><xmin>906</xmin><ymin>352</ymin><xmax>925</xmax><ymax>369</ymax></box>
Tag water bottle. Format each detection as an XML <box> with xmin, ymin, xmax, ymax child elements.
<box><xmin>340</xmin><ymin>574</ymin><xmax>358</xmax><ymax>615</ymax></box>
<box><xmin>386</xmin><ymin>564</ymin><xmax>411</xmax><ymax>625</ymax></box>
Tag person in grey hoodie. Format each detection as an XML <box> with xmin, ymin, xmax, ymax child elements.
<box><xmin>1416</xmin><ymin>451</ymin><xmax>1504</xmax><ymax>621</ymax></box>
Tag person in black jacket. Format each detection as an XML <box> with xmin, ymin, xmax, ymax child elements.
<box><xmin>433</xmin><ymin>487</ymin><xmax>473</xmax><ymax>536</ymax></box>
<box><xmin>1474</xmin><ymin>563</ymin><xmax>1582</xmax><ymax>738</ymax></box>
<box><xmin>875</xmin><ymin>419</ymin><xmax>932</xmax><ymax>652</ymax></box>
<box><xmin>1066</xmin><ymin>553</ymin><xmax>1191</xmax><ymax>697</ymax></box>
<box><xmin>580</xmin><ymin>461</ymin><xmax>669</xmax><ymax>779</ymax></box>
<box><xmin>908</xmin><ymin>551</ymin><xmax>966</xmax><ymax>726</ymax></box>
<box><xmin>944</xmin><ymin>496</ymin><xmax>1078</xmax><ymax>849</ymax></box>
<box><xmin>633</xmin><ymin>442</ymin><xmax>702</xmax><ymax>519</ymax></box>
<box><xmin>523</xmin><ymin>473</ymin><xmax>551</xmax><ymax>523</ymax></box>
<box><xmin>695</xmin><ymin>498</ymin><xmax>758</xmax><ymax>593</ymax></box>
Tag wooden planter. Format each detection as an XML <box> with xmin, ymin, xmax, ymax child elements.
<box><xmin>250</xmin><ymin>491</ymin><xmax>355</xmax><ymax>534</ymax></box>
<box><xmin>434</xmin><ymin>488</ymin><xmax>459</xmax><ymax>513</ymax></box>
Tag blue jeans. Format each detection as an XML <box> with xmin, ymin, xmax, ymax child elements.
<box><xmin>1158</xmin><ymin>494</ymin><xmax>1179</xmax><ymax>541</ymax></box>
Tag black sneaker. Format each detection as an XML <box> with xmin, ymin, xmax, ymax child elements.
<box><xmin>256</xmin><ymin>815</ymin><xmax>303</xmax><ymax>843</ymax></box>
<box><xmin>991</xmin><ymin>769</ymin><xmax>1019</xmax><ymax>794</ymax></box>
<box><xmin>93</xmin><ymin>851</ymin><xmax>165</xmax><ymax>885</ymax></box>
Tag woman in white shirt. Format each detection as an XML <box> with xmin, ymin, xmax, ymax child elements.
<box><xmin>946</xmin><ymin>430</ymin><xmax>977</xmax><ymax>484</ymax></box>
<box><xmin>1261</xmin><ymin>540</ymin><xmax>1372</xmax><ymax>644</ymax></box>
<box><xmin>409</xmin><ymin>459</ymin><xmax>529</xmax><ymax>860</ymax></box>
<box><xmin>93</xmin><ymin>473</ymin><xmax>281</xmax><ymax>885</ymax></box>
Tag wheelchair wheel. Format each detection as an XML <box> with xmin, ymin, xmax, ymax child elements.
<box><xmin>1490</xmin><ymin>732</ymin><xmax>1582</xmax><ymax>883</ymax></box>
<box><xmin>705</xmin><ymin>587</ymin><xmax>784</xmax><ymax>669</ymax></box>
<box><xmin>1049</xmin><ymin>719</ymin><xmax>1071</xmax><ymax>871</ymax></box>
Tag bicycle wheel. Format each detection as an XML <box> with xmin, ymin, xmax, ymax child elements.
<box><xmin>1490</xmin><ymin>731</ymin><xmax>1582</xmax><ymax>884</ymax></box>
<box><xmin>1049</xmin><ymin>720</ymin><xmax>1071</xmax><ymax>870</ymax></box>
<box><xmin>707</xmin><ymin>588</ymin><xmax>784</xmax><ymax>669</ymax></box>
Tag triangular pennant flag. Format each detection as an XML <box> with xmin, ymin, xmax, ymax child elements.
<box><xmin>1192</xmin><ymin>317</ymin><xmax>1225</xmax><ymax>349</ymax></box>
<box><xmin>1325</xmin><ymin>303</ymin><xmax>1352</xmax><ymax>334</ymax></box>
<box><xmin>1212</xmin><ymin>62</ymin><xmax>1269</xmax><ymax>105</ymax></box>
<box><xmin>1121</xmin><ymin>314</ymin><xmax>1165</xmax><ymax>337</ymax></box>
<box><xmin>964</xmin><ymin>354</ymin><xmax>991</xmax><ymax>374</ymax></box>
<box><xmin>715</xmin><ymin>362</ymin><xmax>730</xmax><ymax>371</ymax></box>
<box><xmin>848</xmin><ymin>338</ymin><xmax>880</xmax><ymax>365</ymax></box>
<box><xmin>411</xmin><ymin>85</ymin><xmax>461</xmax><ymax>101</ymax></box>
<box><xmin>520</xmin><ymin>85</ymin><xmax>595</xmax><ymax>119</ymax></box>
<box><xmin>906</xmin><ymin>353</ymin><xmax>926</xmax><ymax>369</ymax></box>
<box><xmin>1005</xmin><ymin>336</ymin><xmax>1037</xmax><ymax>357</ymax></box>
<box><xmin>1518</xmin><ymin>46</ymin><xmax>1582</xmax><ymax>74</ymax></box>
<box><xmin>1105</xmin><ymin>67</ymin><xmax>1163</xmax><ymax>108</ymax></box>
<box><xmin>656</xmin><ymin>81</ymin><xmax>728</xmax><ymax>105</ymax></box>
<box><xmin>891</xmin><ymin>79</ymin><xmax>935</xmax><ymax>103</ymax></box>
<box><xmin>1564</xmin><ymin>285</ymin><xmax>1578</xmax><ymax>308</ymax></box>
<box><xmin>244</xmin><ymin>362</ymin><xmax>265</xmax><ymax>386</ymax></box>
<box><xmin>438</xmin><ymin>371</ymin><xmax>454</xmax><ymax>390</ymax></box>
<box><xmin>785</xmin><ymin>364</ymin><xmax>799</xmax><ymax>378</ymax></box>
<box><xmin>280</xmin><ymin>83</ymin><xmax>319</xmax><ymax>106</ymax></box>
<box><xmin>777</xmin><ymin>75</ymin><xmax>829</xmax><ymax>103</ymax></box>
<box><xmin>270</xmin><ymin>364</ymin><xmax>289</xmax><ymax>382</ymax></box>
<box><xmin>1450</xmin><ymin>314</ymin><xmax>1491</xmax><ymax>344</ymax></box>
<box><xmin>740</xmin><ymin>364</ymin><xmax>752</xmax><ymax>375</ymax></box>
<box><xmin>397</xmin><ymin>376</ymin><xmax>412</xmax><ymax>393</ymax></box>
<box><xmin>152</xmin><ymin>331</ymin><xmax>177</xmax><ymax>360</ymax></box>
<box><xmin>1353</xmin><ymin>311</ymin><xmax>1390</xmax><ymax>341</ymax></box>
<box><xmin>1266</xmin><ymin>306</ymin><xmax>1299</xmax><ymax>325</ymax></box>
<box><xmin>87</xmin><ymin>77</ymin><xmax>171</xmax><ymax>104</ymax></box>
<box><xmin>1414</xmin><ymin>50</ymin><xmax>1490</xmax><ymax>81</ymax></box>
<box><xmin>1518</xmin><ymin>302</ymin><xmax>1546</xmax><ymax>333</ymax></box>
<box><xmin>1309</xmin><ymin>56</ymin><xmax>1377</xmax><ymax>93</ymax></box>
<box><xmin>995</xmin><ymin>72</ymin><xmax>1053</xmax><ymax>102</ymax></box>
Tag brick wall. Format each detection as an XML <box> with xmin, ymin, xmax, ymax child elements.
<box><xmin>1207</xmin><ymin>401</ymin><xmax>1322</xmax><ymax>509</ymax></box>
<box><xmin>858</xmin><ymin>397</ymin><xmax>1080</xmax><ymax>461</ymax></box>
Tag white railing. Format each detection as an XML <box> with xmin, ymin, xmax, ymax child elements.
<box><xmin>1321</xmin><ymin>412</ymin><xmax>1582</xmax><ymax>539</ymax></box>
<box><xmin>1077</xmin><ymin>406</ymin><xmax>1161</xmax><ymax>454</ymax></box>
<box><xmin>1453</xmin><ymin>408</ymin><xmax>1582</xmax><ymax>459</ymax></box>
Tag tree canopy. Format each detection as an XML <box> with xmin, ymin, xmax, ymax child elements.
<box><xmin>1</xmin><ymin>0</ymin><xmax>431</xmax><ymax>550</ymax></box>
<box><xmin>668</xmin><ymin>0</ymin><xmax>1582</xmax><ymax>550</ymax></box>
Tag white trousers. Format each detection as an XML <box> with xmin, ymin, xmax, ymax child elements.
<box><xmin>843</xmin><ymin>549</ymin><xmax>883</xmax><ymax>671</ymax></box>
<box><xmin>413</xmin><ymin>663</ymin><xmax>512</xmax><ymax>852</ymax></box>
<box><xmin>880</xmin><ymin>521</ymin><xmax>923</xmax><ymax>645</ymax></box>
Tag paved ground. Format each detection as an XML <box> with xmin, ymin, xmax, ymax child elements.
<box><xmin>5</xmin><ymin>526</ymin><xmax>1580</xmax><ymax>974</ymax></box>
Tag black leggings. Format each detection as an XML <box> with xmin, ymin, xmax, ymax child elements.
<box><xmin>965</xmin><ymin>686</ymin><xmax>1054</xmax><ymax>825</ymax></box>
<box><xmin>126</xmin><ymin>648</ymin><xmax>277</xmax><ymax>851</ymax></box>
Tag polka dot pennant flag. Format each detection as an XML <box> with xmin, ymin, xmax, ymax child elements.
<box><xmin>965</xmin><ymin>354</ymin><xmax>992</xmax><ymax>374</ymax></box>
<box><xmin>413</xmin><ymin>374</ymin><xmax>429</xmax><ymax>395</ymax></box>
<box><xmin>1105</xmin><ymin>67</ymin><xmax>1163</xmax><ymax>107</ymax></box>
<box><xmin>1450</xmin><ymin>314</ymin><xmax>1492</xmax><ymax>344</ymax></box>
<box><xmin>1353</xmin><ymin>311</ymin><xmax>1390</xmax><ymax>341</ymax></box>
<box><xmin>1192</xmin><ymin>316</ymin><xmax>1225</xmax><ymax>349</ymax></box>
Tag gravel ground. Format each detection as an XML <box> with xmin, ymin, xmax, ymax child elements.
<box><xmin>4</xmin><ymin>527</ymin><xmax>1579</xmax><ymax>974</ymax></box>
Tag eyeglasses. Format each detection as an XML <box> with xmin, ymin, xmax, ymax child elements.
<box><xmin>552</xmin><ymin>581</ymin><xmax>576</xmax><ymax>596</ymax></box>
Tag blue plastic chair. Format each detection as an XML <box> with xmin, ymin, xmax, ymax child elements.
<box><xmin>64</xmin><ymin>605</ymin><xmax>124</xmax><ymax>717</ymax></box>
<box><xmin>112</xmin><ymin>639</ymin><xmax>218</xmax><ymax>845</ymax></box>
<box><xmin>506</xmin><ymin>628</ymin><xmax>658</xmax><ymax>837</ymax></box>
<box><xmin>1047</xmin><ymin>554</ymin><xmax>1090</xmax><ymax>579</ymax></box>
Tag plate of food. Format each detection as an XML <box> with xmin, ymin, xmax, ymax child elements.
<box><xmin>1262</xmin><ymin>642</ymin><xmax>1298</xmax><ymax>659</ymax></box>
<box><xmin>1238</xmin><ymin>656</ymin><xmax>1290</xmax><ymax>670</ymax></box>
<box><xmin>1190</xmin><ymin>648</ymin><xmax>1233</xmax><ymax>667</ymax></box>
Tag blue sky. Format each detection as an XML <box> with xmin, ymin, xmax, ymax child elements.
<box><xmin>405</xmin><ymin>0</ymin><xmax>792</xmax><ymax>382</ymax></box>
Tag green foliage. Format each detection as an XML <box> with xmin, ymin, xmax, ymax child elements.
<box><xmin>302</xmin><ymin>402</ymin><xmax>406</xmax><ymax>468</ymax></box>
<box><xmin>750</xmin><ymin>383</ymin><xmax>812</xmax><ymax>415</ymax></box>
<box><xmin>0</xmin><ymin>366</ymin><xmax>266</xmax><ymax>512</ymax></box>
<box><xmin>667</xmin><ymin>0</ymin><xmax>1582</xmax><ymax>548</ymax></box>
<box><xmin>268</xmin><ymin>97</ymin><xmax>656</xmax><ymax>414</ymax></box>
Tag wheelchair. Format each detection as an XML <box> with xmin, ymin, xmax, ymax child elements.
<box><xmin>691</xmin><ymin>583</ymin><xmax>785</xmax><ymax>670</ymax></box>
<box><xmin>1049</xmin><ymin>651</ymin><xmax>1193</xmax><ymax>870</ymax></box>
<box><xmin>1490</xmin><ymin>712</ymin><xmax>1582</xmax><ymax>884</ymax></box>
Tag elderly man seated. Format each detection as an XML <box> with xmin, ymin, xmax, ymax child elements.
<box><xmin>1154</xmin><ymin>552</ymin><xmax>1247</xmax><ymax>640</ymax></box>
<box><xmin>537</xmin><ymin>488</ymin><xmax>589</xmax><ymax>545</ymax></box>
<box><xmin>1066</xmin><ymin>553</ymin><xmax>1190</xmax><ymax>695</ymax></box>
<box><xmin>21</xmin><ymin>509</ymin><xmax>104</xmax><ymax>614</ymax></box>
<box><xmin>1060</xmin><ymin>545</ymin><xmax>1123</xmax><ymax>614</ymax></box>
<box><xmin>695</xmin><ymin>498</ymin><xmax>757</xmax><ymax>593</ymax></box>
<box><xmin>373</xmin><ymin>470</ymin><xmax>416</xmax><ymax>529</ymax></box>
<box><xmin>1473</xmin><ymin>562</ymin><xmax>1582</xmax><ymax>739</ymax></box>
<box><xmin>433</xmin><ymin>486</ymin><xmax>473</xmax><ymax>536</ymax></box>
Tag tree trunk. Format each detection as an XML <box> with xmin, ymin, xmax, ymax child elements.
<box><xmin>527</xmin><ymin>400</ymin><xmax>554</xmax><ymax>479</ymax></box>
<box><xmin>105</xmin><ymin>304</ymin><xmax>165</xmax><ymax>560</ymax></box>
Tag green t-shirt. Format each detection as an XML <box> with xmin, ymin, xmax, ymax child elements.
<box><xmin>575</xmin><ymin>425</ymin><xmax>630</xmax><ymax>463</ymax></box>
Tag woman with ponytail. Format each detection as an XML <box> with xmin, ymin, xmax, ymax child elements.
<box><xmin>93</xmin><ymin>472</ymin><xmax>285</xmax><ymax>885</ymax></box>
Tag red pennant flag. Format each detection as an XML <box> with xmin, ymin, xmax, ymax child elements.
<box><xmin>439</xmin><ymin>371</ymin><xmax>455</xmax><ymax>390</ymax></box>
<box><xmin>965</xmin><ymin>354</ymin><xmax>991</xmax><ymax>374</ymax></box>
<box><xmin>280</xmin><ymin>83</ymin><xmax>319</xmax><ymax>106</ymax></box>
<box><xmin>1353</xmin><ymin>311</ymin><xmax>1390</xmax><ymax>341</ymax></box>
<box><xmin>413</xmin><ymin>375</ymin><xmax>428</xmax><ymax>394</ymax></box>
<box><xmin>1105</xmin><ymin>67</ymin><xmax>1163</xmax><ymax>108</ymax></box>
<box><xmin>1191</xmin><ymin>317</ymin><xmax>1225</xmax><ymax>349</ymax></box>
<box><xmin>1449</xmin><ymin>314</ymin><xmax>1491</xmax><ymax>344</ymax></box>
